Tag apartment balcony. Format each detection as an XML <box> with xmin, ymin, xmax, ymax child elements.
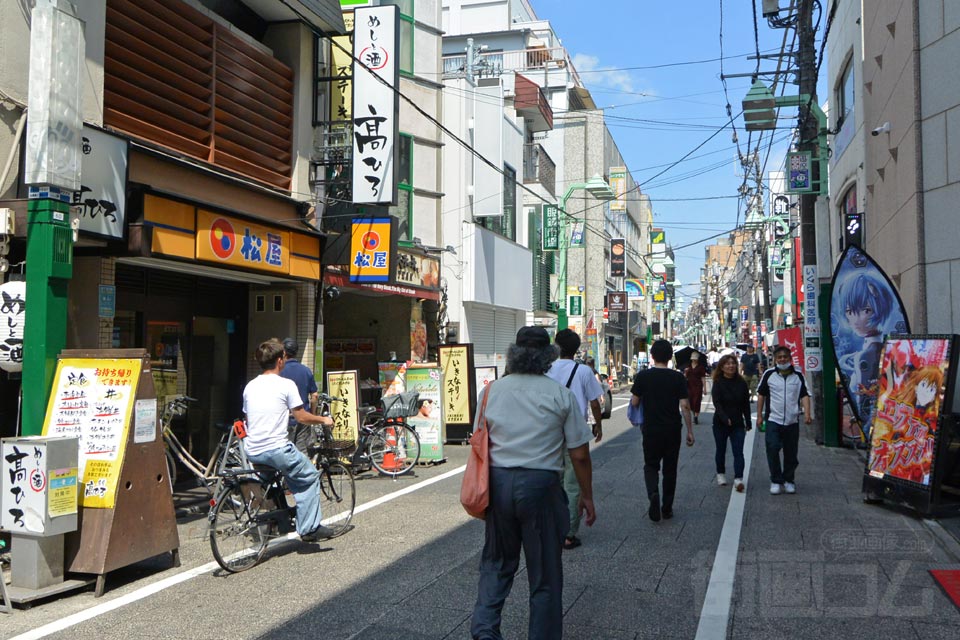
<box><xmin>523</xmin><ymin>143</ymin><xmax>556</xmax><ymax>197</ymax></box>
<box><xmin>442</xmin><ymin>46</ymin><xmax>579</xmax><ymax>85</ymax></box>
<box><xmin>514</xmin><ymin>74</ymin><xmax>553</xmax><ymax>133</ymax></box>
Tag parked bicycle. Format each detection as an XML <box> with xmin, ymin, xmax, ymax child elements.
<box><xmin>161</xmin><ymin>395</ymin><xmax>245</xmax><ymax>492</ymax></box>
<box><xmin>208</xmin><ymin>412</ymin><xmax>356</xmax><ymax>573</ymax></box>
<box><xmin>349</xmin><ymin>391</ymin><xmax>422</xmax><ymax>477</ymax></box>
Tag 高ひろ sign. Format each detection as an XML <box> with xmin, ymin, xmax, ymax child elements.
<box><xmin>76</xmin><ymin>126</ymin><xmax>127</xmax><ymax>239</ymax></box>
<box><xmin>196</xmin><ymin>210</ymin><xmax>291</xmax><ymax>274</ymax></box>
<box><xmin>351</xmin><ymin>5</ymin><xmax>400</xmax><ymax>205</ymax></box>
<box><xmin>350</xmin><ymin>217</ymin><xmax>394</xmax><ymax>282</ymax></box>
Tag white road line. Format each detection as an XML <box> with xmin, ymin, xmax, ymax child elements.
<box><xmin>694</xmin><ymin>425</ymin><xmax>756</xmax><ymax>640</ymax></box>
<box><xmin>8</xmin><ymin>466</ymin><xmax>469</xmax><ymax>640</ymax></box>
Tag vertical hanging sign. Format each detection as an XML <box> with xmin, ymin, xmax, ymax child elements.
<box><xmin>609</xmin><ymin>167</ymin><xmax>627</xmax><ymax>211</ymax></box>
<box><xmin>610</xmin><ymin>238</ymin><xmax>626</xmax><ymax>277</ymax></box>
<box><xmin>541</xmin><ymin>205</ymin><xmax>560</xmax><ymax>251</ymax></box>
<box><xmin>351</xmin><ymin>5</ymin><xmax>400</xmax><ymax>205</ymax></box>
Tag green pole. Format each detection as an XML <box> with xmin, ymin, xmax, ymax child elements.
<box><xmin>819</xmin><ymin>283</ymin><xmax>839</xmax><ymax>447</ymax></box>
<box><xmin>556</xmin><ymin>186</ymin><xmax>577</xmax><ymax>332</ymax></box>
<box><xmin>21</xmin><ymin>198</ymin><xmax>74</xmax><ymax>435</ymax></box>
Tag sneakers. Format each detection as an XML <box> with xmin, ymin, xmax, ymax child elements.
<box><xmin>734</xmin><ymin>478</ymin><xmax>745</xmax><ymax>492</ymax></box>
<box><xmin>770</xmin><ymin>483</ymin><xmax>783</xmax><ymax>495</ymax></box>
<box><xmin>301</xmin><ymin>525</ymin><xmax>336</xmax><ymax>542</ymax></box>
<box><xmin>784</xmin><ymin>482</ymin><xmax>796</xmax><ymax>494</ymax></box>
<box><xmin>716</xmin><ymin>473</ymin><xmax>727</xmax><ymax>486</ymax></box>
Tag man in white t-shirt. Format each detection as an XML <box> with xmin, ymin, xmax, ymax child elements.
<box><xmin>243</xmin><ymin>338</ymin><xmax>335</xmax><ymax>541</ymax></box>
<box><xmin>547</xmin><ymin>329</ymin><xmax>603</xmax><ymax>550</ymax></box>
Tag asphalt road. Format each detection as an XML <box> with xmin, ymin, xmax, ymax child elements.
<box><xmin>4</xmin><ymin>390</ymin><xmax>960</xmax><ymax>639</ymax></box>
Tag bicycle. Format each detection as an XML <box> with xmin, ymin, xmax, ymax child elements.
<box><xmin>344</xmin><ymin>391</ymin><xmax>422</xmax><ymax>477</ymax></box>
<box><xmin>208</xmin><ymin>417</ymin><xmax>356</xmax><ymax>573</ymax></box>
<box><xmin>161</xmin><ymin>395</ymin><xmax>245</xmax><ymax>492</ymax></box>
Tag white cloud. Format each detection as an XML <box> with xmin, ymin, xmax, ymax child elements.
<box><xmin>571</xmin><ymin>52</ymin><xmax>637</xmax><ymax>94</ymax></box>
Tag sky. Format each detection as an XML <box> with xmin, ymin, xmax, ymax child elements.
<box><xmin>527</xmin><ymin>0</ymin><xmax>825</xmax><ymax>309</ymax></box>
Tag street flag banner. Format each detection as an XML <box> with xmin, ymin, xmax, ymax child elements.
<box><xmin>610</xmin><ymin>238</ymin><xmax>625</xmax><ymax>277</ymax></box>
<box><xmin>828</xmin><ymin>245</ymin><xmax>910</xmax><ymax>440</ymax></box>
<box><xmin>625</xmin><ymin>278</ymin><xmax>645</xmax><ymax>300</ymax></box>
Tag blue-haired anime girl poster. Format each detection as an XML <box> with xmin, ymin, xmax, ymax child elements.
<box><xmin>829</xmin><ymin>246</ymin><xmax>910</xmax><ymax>440</ymax></box>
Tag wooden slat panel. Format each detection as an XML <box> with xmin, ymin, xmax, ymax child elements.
<box><xmin>107</xmin><ymin>26</ymin><xmax>211</xmax><ymax>85</ymax></box>
<box><xmin>214</xmin><ymin>102</ymin><xmax>288</xmax><ymax>144</ymax></box>
<box><xmin>215</xmin><ymin>66</ymin><xmax>291</xmax><ymax>117</ymax></box>
<box><xmin>106</xmin><ymin>5</ymin><xmax>211</xmax><ymax>60</ymax></box>
<box><xmin>217</xmin><ymin>27</ymin><xmax>292</xmax><ymax>79</ymax></box>
<box><xmin>105</xmin><ymin>109</ymin><xmax>212</xmax><ymax>160</ymax></box>
<box><xmin>213</xmin><ymin>134</ymin><xmax>290</xmax><ymax>175</ymax></box>
<box><xmin>216</xmin><ymin>37</ymin><xmax>293</xmax><ymax>95</ymax></box>
<box><xmin>105</xmin><ymin>58</ymin><xmax>211</xmax><ymax>113</ymax></box>
<box><xmin>214</xmin><ymin>121</ymin><xmax>289</xmax><ymax>163</ymax></box>
<box><xmin>217</xmin><ymin>83</ymin><xmax>292</xmax><ymax>128</ymax></box>
<box><xmin>110</xmin><ymin>0</ymin><xmax>212</xmax><ymax>42</ymax></box>
<box><xmin>212</xmin><ymin>149</ymin><xmax>290</xmax><ymax>190</ymax></box>
<box><xmin>105</xmin><ymin>92</ymin><xmax>211</xmax><ymax>146</ymax></box>
<box><xmin>105</xmin><ymin>42</ymin><xmax>211</xmax><ymax>101</ymax></box>
<box><xmin>106</xmin><ymin>76</ymin><xmax>210</xmax><ymax>129</ymax></box>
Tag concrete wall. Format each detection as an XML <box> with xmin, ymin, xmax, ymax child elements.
<box><xmin>918</xmin><ymin>0</ymin><xmax>960</xmax><ymax>333</ymax></box>
<box><xmin>862</xmin><ymin>1</ymin><xmax>924</xmax><ymax>326</ymax></box>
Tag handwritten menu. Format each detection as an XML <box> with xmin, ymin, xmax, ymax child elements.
<box><xmin>42</xmin><ymin>358</ymin><xmax>142</xmax><ymax>509</ymax></box>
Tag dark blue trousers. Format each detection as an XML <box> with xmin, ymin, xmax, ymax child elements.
<box><xmin>471</xmin><ymin>467</ymin><xmax>568</xmax><ymax>640</ymax></box>
<box><xmin>712</xmin><ymin>423</ymin><xmax>746</xmax><ymax>478</ymax></box>
<box><xmin>765</xmin><ymin>421</ymin><xmax>800</xmax><ymax>484</ymax></box>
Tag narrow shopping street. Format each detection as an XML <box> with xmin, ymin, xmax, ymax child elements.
<box><xmin>4</xmin><ymin>394</ymin><xmax>959</xmax><ymax>640</ymax></box>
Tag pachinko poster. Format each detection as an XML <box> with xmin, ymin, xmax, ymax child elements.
<box><xmin>829</xmin><ymin>246</ymin><xmax>910</xmax><ymax>440</ymax></box>
<box><xmin>867</xmin><ymin>337</ymin><xmax>953</xmax><ymax>486</ymax></box>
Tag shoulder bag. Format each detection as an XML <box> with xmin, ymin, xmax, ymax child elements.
<box><xmin>460</xmin><ymin>382</ymin><xmax>494</xmax><ymax>519</ymax></box>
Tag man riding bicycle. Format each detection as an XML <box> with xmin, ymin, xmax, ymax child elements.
<box><xmin>243</xmin><ymin>338</ymin><xmax>335</xmax><ymax>542</ymax></box>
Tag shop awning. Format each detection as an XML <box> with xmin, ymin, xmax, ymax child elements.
<box><xmin>325</xmin><ymin>271</ymin><xmax>440</xmax><ymax>301</ymax></box>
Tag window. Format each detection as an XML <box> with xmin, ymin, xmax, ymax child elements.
<box><xmin>477</xmin><ymin>165</ymin><xmax>516</xmax><ymax>241</ymax></box>
<box><xmin>390</xmin><ymin>133</ymin><xmax>413</xmax><ymax>242</ymax></box>
<box><xmin>382</xmin><ymin>0</ymin><xmax>414</xmax><ymax>75</ymax></box>
<box><xmin>836</xmin><ymin>58</ymin><xmax>854</xmax><ymax>129</ymax></box>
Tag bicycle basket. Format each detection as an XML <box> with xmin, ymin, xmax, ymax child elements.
<box><xmin>380</xmin><ymin>391</ymin><xmax>420</xmax><ymax>419</ymax></box>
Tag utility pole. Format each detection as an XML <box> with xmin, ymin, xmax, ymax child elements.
<box><xmin>797</xmin><ymin>0</ymin><xmax>824</xmax><ymax>442</ymax></box>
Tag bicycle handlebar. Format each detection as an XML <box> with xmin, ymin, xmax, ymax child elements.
<box><xmin>317</xmin><ymin>393</ymin><xmax>346</xmax><ymax>404</ymax></box>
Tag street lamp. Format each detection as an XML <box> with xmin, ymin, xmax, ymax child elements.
<box><xmin>557</xmin><ymin>173</ymin><xmax>616</xmax><ymax>331</ymax></box>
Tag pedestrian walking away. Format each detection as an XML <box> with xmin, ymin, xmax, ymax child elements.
<box><xmin>756</xmin><ymin>345</ymin><xmax>812</xmax><ymax>496</ymax></box>
<box><xmin>683</xmin><ymin>352</ymin><xmax>707</xmax><ymax>424</ymax></box>
<box><xmin>471</xmin><ymin>326</ymin><xmax>596</xmax><ymax>640</ymax></box>
<box><xmin>740</xmin><ymin>344</ymin><xmax>761</xmax><ymax>401</ymax></box>
<box><xmin>710</xmin><ymin>354</ymin><xmax>752</xmax><ymax>492</ymax></box>
<box><xmin>546</xmin><ymin>329</ymin><xmax>603</xmax><ymax>551</ymax></box>
<box><xmin>242</xmin><ymin>338</ymin><xmax>337</xmax><ymax>541</ymax></box>
<box><xmin>279</xmin><ymin>337</ymin><xmax>319</xmax><ymax>454</ymax></box>
<box><xmin>631</xmin><ymin>339</ymin><xmax>695</xmax><ymax>522</ymax></box>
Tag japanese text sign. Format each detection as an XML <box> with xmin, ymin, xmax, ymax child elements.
<box><xmin>352</xmin><ymin>5</ymin><xmax>400</xmax><ymax>205</ymax></box>
<box><xmin>609</xmin><ymin>167</ymin><xmax>627</xmax><ymax>211</ymax></box>
<box><xmin>405</xmin><ymin>368</ymin><xmax>444</xmax><ymax>462</ymax></box>
<box><xmin>325</xmin><ymin>370</ymin><xmax>360</xmax><ymax>444</ymax></box>
<box><xmin>541</xmin><ymin>205</ymin><xmax>560</xmax><ymax>251</ymax></box>
<box><xmin>76</xmin><ymin>125</ymin><xmax>127</xmax><ymax>239</ymax></box>
<box><xmin>41</xmin><ymin>358</ymin><xmax>143</xmax><ymax>509</ymax></box>
<box><xmin>350</xmin><ymin>217</ymin><xmax>394</xmax><ymax>282</ymax></box>
<box><xmin>607</xmin><ymin>291</ymin><xmax>627</xmax><ymax>312</ymax></box>
<box><xmin>196</xmin><ymin>210</ymin><xmax>291</xmax><ymax>274</ymax></box>
<box><xmin>329</xmin><ymin>11</ymin><xmax>354</xmax><ymax>121</ymax></box>
<box><xmin>0</xmin><ymin>280</ymin><xmax>25</xmax><ymax>373</ymax></box>
<box><xmin>786</xmin><ymin>151</ymin><xmax>814</xmax><ymax>193</ymax></box>
<box><xmin>440</xmin><ymin>344</ymin><xmax>473</xmax><ymax>426</ymax></box>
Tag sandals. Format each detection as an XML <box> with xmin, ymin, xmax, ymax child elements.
<box><xmin>563</xmin><ymin>536</ymin><xmax>582</xmax><ymax>550</ymax></box>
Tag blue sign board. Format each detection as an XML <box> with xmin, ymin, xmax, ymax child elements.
<box><xmin>98</xmin><ymin>285</ymin><xmax>116</xmax><ymax>319</ymax></box>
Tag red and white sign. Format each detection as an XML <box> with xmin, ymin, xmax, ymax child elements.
<box><xmin>776</xmin><ymin>327</ymin><xmax>805</xmax><ymax>373</ymax></box>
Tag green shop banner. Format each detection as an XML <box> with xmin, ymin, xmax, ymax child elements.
<box><xmin>404</xmin><ymin>367</ymin><xmax>445</xmax><ymax>462</ymax></box>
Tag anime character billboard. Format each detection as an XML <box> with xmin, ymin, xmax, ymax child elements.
<box><xmin>829</xmin><ymin>246</ymin><xmax>909</xmax><ymax>439</ymax></box>
<box><xmin>867</xmin><ymin>337</ymin><xmax>953</xmax><ymax>486</ymax></box>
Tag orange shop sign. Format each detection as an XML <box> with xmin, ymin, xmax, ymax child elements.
<box><xmin>196</xmin><ymin>209</ymin><xmax>291</xmax><ymax>274</ymax></box>
<box><xmin>350</xmin><ymin>217</ymin><xmax>393</xmax><ymax>282</ymax></box>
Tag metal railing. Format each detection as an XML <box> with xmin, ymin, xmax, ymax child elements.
<box><xmin>523</xmin><ymin>143</ymin><xmax>556</xmax><ymax>197</ymax></box>
<box><xmin>442</xmin><ymin>46</ymin><xmax>578</xmax><ymax>82</ymax></box>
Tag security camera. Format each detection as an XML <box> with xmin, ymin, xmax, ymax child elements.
<box><xmin>871</xmin><ymin>122</ymin><xmax>891</xmax><ymax>136</ymax></box>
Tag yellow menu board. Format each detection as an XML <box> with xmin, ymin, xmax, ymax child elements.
<box><xmin>326</xmin><ymin>370</ymin><xmax>360</xmax><ymax>444</ymax></box>
<box><xmin>41</xmin><ymin>358</ymin><xmax>143</xmax><ymax>509</ymax></box>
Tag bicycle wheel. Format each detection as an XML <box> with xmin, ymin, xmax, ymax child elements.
<box><xmin>318</xmin><ymin>461</ymin><xmax>355</xmax><ymax>536</ymax></box>
<box><xmin>369</xmin><ymin>424</ymin><xmax>420</xmax><ymax>477</ymax></box>
<box><xmin>209</xmin><ymin>481</ymin><xmax>269</xmax><ymax>572</ymax></box>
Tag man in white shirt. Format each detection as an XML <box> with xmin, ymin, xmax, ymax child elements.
<box><xmin>243</xmin><ymin>338</ymin><xmax>336</xmax><ymax>541</ymax></box>
<box><xmin>547</xmin><ymin>329</ymin><xmax>603</xmax><ymax>550</ymax></box>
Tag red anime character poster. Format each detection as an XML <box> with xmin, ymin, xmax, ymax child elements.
<box><xmin>867</xmin><ymin>337</ymin><xmax>952</xmax><ymax>486</ymax></box>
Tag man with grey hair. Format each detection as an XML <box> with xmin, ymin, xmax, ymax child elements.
<box><xmin>471</xmin><ymin>326</ymin><xmax>596</xmax><ymax>640</ymax></box>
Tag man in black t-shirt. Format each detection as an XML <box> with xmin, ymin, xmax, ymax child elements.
<box><xmin>630</xmin><ymin>339</ymin><xmax>695</xmax><ymax>522</ymax></box>
<box><xmin>740</xmin><ymin>345</ymin><xmax>761</xmax><ymax>401</ymax></box>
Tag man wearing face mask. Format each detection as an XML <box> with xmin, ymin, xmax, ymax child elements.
<box><xmin>756</xmin><ymin>345</ymin><xmax>812</xmax><ymax>495</ymax></box>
